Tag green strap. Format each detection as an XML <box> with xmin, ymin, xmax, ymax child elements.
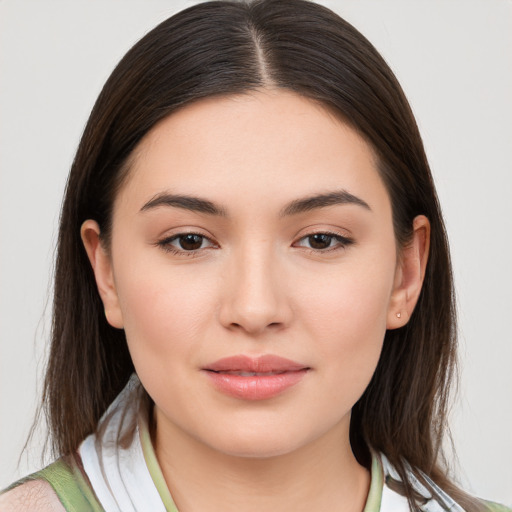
<box><xmin>363</xmin><ymin>454</ymin><xmax>383</xmax><ymax>512</ymax></box>
<box><xmin>484</xmin><ymin>502</ymin><xmax>512</xmax><ymax>512</ymax></box>
<box><xmin>139</xmin><ymin>414</ymin><xmax>179</xmax><ymax>512</ymax></box>
<box><xmin>32</xmin><ymin>458</ymin><xmax>105</xmax><ymax>512</ymax></box>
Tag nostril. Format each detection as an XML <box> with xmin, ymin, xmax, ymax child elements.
<box><xmin>227</xmin><ymin>320</ymin><xmax>283</xmax><ymax>335</ymax></box>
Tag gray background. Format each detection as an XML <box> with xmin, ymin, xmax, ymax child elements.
<box><xmin>1</xmin><ymin>0</ymin><xmax>511</xmax><ymax>505</ymax></box>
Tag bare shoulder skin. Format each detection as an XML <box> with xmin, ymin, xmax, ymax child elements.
<box><xmin>0</xmin><ymin>479</ymin><xmax>65</xmax><ymax>512</ymax></box>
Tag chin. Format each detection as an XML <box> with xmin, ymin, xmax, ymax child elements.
<box><xmin>212</xmin><ymin>436</ymin><xmax>302</xmax><ymax>460</ymax></box>
<box><xmin>199</xmin><ymin>420</ymin><xmax>322</xmax><ymax>460</ymax></box>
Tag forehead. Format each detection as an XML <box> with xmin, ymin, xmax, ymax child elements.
<box><xmin>115</xmin><ymin>89</ymin><xmax>389</xmax><ymax>216</ymax></box>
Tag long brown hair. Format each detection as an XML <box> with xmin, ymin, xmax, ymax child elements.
<box><xmin>43</xmin><ymin>1</ymin><xmax>480</xmax><ymax>509</ymax></box>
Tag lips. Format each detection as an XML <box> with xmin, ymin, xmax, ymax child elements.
<box><xmin>203</xmin><ymin>355</ymin><xmax>309</xmax><ymax>400</ymax></box>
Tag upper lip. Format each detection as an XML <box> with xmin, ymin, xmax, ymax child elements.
<box><xmin>204</xmin><ymin>355</ymin><xmax>309</xmax><ymax>373</ymax></box>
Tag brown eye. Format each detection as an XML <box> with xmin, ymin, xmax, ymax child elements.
<box><xmin>157</xmin><ymin>232</ymin><xmax>216</xmax><ymax>255</ymax></box>
<box><xmin>308</xmin><ymin>234</ymin><xmax>333</xmax><ymax>249</ymax></box>
<box><xmin>178</xmin><ymin>234</ymin><xmax>204</xmax><ymax>250</ymax></box>
<box><xmin>294</xmin><ymin>232</ymin><xmax>354</xmax><ymax>252</ymax></box>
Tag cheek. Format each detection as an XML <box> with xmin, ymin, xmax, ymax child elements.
<box><xmin>297</xmin><ymin>258</ymin><xmax>395</xmax><ymax>335</ymax></box>
<box><xmin>112</xmin><ymin>256</ymin><xmax>218</xmax><ymax>371</ymax></box>
<box><xmin>114</xmin><ymin>264</ymin><xmax>220</xmax><ymax>415</ymax></box>
<box><xmin>294</xmin><ymin>251</ymin><xmax>396</xmax><ymax>387</ymax></box>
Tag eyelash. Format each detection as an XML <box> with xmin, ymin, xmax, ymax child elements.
<box><xmin>156</xmin><ymin>231</ymin><xmax>354</xmax><ymax>257</ymax></box>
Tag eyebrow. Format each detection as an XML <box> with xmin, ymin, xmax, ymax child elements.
<box><xmin>279</xmin><ymin>190</ymin><xmax>371</xmax><ymax>217</ymax></box>
<box><xmin>139</xmin><ymin>189</ymin><xmax>370</xmax><ymax>217</ymax></box>
<box><xmin>140</xmin><ymin>193</ymin><xmax>227</xmax><ymax>216</ymax></box>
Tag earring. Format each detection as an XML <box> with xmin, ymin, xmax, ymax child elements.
<box><xmin>396</xmin><ymin>312</ymin><xmax>401</xmax><ymax>318</ymax></box>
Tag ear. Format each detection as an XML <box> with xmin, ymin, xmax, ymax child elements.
<box><xmin>80</xmin><ymin>220</ymin><xmax>124</xmax><ymax>329</ymax></box>
<box><xmin>387</xmin><ymin>215</ymin><xmax>430</xmax><ymax>329</ymax></box>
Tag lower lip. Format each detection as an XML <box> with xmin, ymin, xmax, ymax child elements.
<box><xmin>204</xmin><ymin>370</ymin><xmax>308</xmax><ymax>400</ymax></box>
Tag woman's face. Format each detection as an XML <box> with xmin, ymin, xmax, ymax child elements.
<box><xmin>85</xmin><ymin>90</ymin><xmax>415</xmax><ymax>459</ymax></box>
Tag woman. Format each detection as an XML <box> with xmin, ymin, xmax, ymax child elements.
<box><xmin>0</xmin><ymin>1</ymin><xmax>509</xmax><ymax>511</ymax></box>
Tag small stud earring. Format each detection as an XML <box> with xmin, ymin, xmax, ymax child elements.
<box><xmin>396</xmin><ymin>312</ymin><xmax>401</xmax><ymax>318</ymax></box>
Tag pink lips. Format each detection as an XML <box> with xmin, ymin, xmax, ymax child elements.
<box><xmin>203</xmin><ymin>355</ymin><xmax>309</xmax><ymax>400</ymax></box>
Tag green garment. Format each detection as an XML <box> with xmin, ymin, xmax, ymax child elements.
<box><xmin>2</xmin><ymin>457</ymin><xmax>104</xmax><ymax>512</ymax></box>
<box><xmin>3</xmin><ymin>453</ymin><xmax>510</xmax><ymax>512</ymax></box>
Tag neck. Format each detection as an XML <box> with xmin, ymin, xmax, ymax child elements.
<box><xmin>153</xmin><ymin>414</ymin><xmax>370</xmax><ymax>512</ymax></box>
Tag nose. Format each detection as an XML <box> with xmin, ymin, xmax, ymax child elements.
<box><xmin>218</xmin><ymin>245</ymin><xmax>292</xmax><ymax>336</ymax></box>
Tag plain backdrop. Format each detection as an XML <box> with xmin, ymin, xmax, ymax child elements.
<box><xmin>1</xmin><ymin>0</ymin><xmax>511</xmax><ymax>506</ymax></box>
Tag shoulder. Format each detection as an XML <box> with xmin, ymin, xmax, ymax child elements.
<box><xmin>0</xmin><ymin>479</ymin><xmax>65</xmax><ymax>511</ymax></box>
<box><xmin>0</xmin><ymin>456</ymin><xmax>105</xmax><ymax>512</ymax></box>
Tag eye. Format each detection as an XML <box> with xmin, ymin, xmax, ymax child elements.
<box><xmin>174</xmin><ymin>234</ymin><xmax>208</xmax><ymax>251</ymax></box>
<box><xmin>157</xmin><ymin>233</ymin><xmax>216</xmax><ymax>254</ymax></box>
<box><xmin>294</xmin><ymin>232</ymin><xmax>353</xmax><ymax>251</ymax></box>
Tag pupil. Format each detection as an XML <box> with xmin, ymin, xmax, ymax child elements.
<box><xmin>179</xmin><ymin>234</ymin><xmax>203</xmax><ymax>250</ymax></box>
<box><xmin>309</xmin><ymin>234</ymin><xmax>331</xmax><ymax>249</ymax></box>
